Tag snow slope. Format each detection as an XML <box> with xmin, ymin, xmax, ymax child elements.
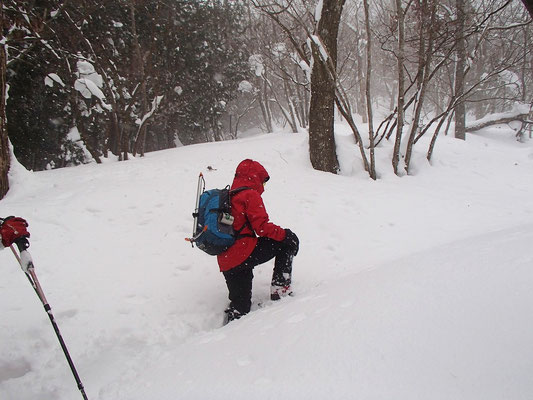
<box><xmin>1</xmin><ymin>124</ymin><xmax>532</xmax><ymax>400</ymax></box>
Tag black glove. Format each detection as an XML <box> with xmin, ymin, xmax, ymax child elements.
<box><xmin>283</xmin><ymin>229</ymin><xmax>299</xmax><ymax>256</ymax></box>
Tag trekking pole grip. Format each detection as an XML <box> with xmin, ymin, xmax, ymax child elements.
<box><xmin>11</xmin><ymin>238</ymin><xmax>35</xmax><ymax>274</ymax></box>
<box><xmin>15</xmin><ymin>237</ymin><xmax>30</xmax><ymax>252</ymax></box>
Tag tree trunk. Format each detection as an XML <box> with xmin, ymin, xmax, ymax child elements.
<box><xmin>363</xmin><ymin>0</ymin><xmax>376</xmax><ymax>180</ymax></box>
<box><xmin>404</xmin><ymin>0</ymin><xmax>435</xmax><ymax>174</ymax></box>
<box><xmin>257</xmin><ymin>76</ymin><xmax>273</xmax><ymax>133</ymax></box>
<box><xmin>130</xmin><ymin>1</ymin><xmax>148</xmax><ymax>157</ymax></box>
<box><xmin>355</xmin><ymin>46</ymin><xmax>367</xmax><ymax>123</ymax></box>
<box><xmin>0</xmin><ymin>16</ymin><xmax>9</xmax><ymax>200</ymax></box>
<box><xmin>308</xmin><ymin>0</ymin><xmax>346</xmax><ymax>174</ymax></box>
<box><xmin>294</xmin><ymin>65</ymin><xmax>308</xmax><ymax>128</ymax></box>
<box><xmin>302</xmin><ymin>76</ymin><xmax>309</xmax><ymax>127</ymax></box>
<box><xmin>282</xmin><ymin>75</ymin><xmax>299</xmax><ymax>132</ymax></box>
<box><xmin>266</xmin><ymin>73</ymin><xmax>298</xmax><ymax>133</ymax></box>
<box><xmin>454</xmin><ymin>0</ymin><xmax>467</xmax><ymax>140</ymax></box>
<box><xmin>392</xmin><ymin>0</ymin><xmax>406</xmax><ymax>175</ymax></box>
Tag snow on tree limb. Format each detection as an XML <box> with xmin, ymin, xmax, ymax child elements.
<box><xmin>135</xmin><ymin>95</ymin><xmax>164</xmax><ymax>127</ymax></box>
<box><xmin>466</xmin><ymin>105</ymin><xmax>532</xmax><ymax>132</ymax></box>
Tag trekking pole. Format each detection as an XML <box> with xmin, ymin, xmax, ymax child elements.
<box><xmin>10</xmin><ymin>238</ymin><xmax>89</xmax><ymax>400</ymax></box>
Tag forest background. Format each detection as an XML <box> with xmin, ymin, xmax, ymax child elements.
<box><xmin>0</xmin><ymin>0</ymin><xmax>531</xmax><ymax>193</ymax></box>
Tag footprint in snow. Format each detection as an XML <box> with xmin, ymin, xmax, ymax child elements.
<box><xmin>56</xmin><ymin>309</ymin><xmax>78</xmax><ymax>319</ymax></box>
<box><xmin>0</xmin><ymin>358</ymin><xmax>32</xmax><ymax>382</ymax></box>
<box><xmin>287</xmin><ymin>313</ymin><xmax>307</xmax><ymax>323</ymax></box>
<box><xmin>236</xmin><ymin>356</ymin><xmax>252</xmax><ymax>367</ymax></box>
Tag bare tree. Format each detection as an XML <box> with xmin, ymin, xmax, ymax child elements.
<box><xmin>251</xmin><ymin>0</ymin><xmax>347</xmax><ymax>173</ymax></box>
<box><xmin>454</xmin><ymin>0</ymin><xmax>467</xmax><ymax>140</ymax></box>
<box><xmin>363</xmin><ymin>0</ymin><xmax>377</xmax><ymax>180</ymax></box>
<box><xmin>404</xmin><ymin>0</ymin><xmax>438</xmax><ymax>173</ymax></box>
<box><xmin>392</xmin><ymin>0</ymin><xmax>406</xmax><ymax>175</ymax></box>
<box><xmin>308</xmin><ymin>0</ymin><xmax>346</xmax><ymax>173</ymax></box>
<box><xmin>245</xmin><ymin>4</ymin><xmax>311</xmax><ymax>134</ymax></box>
<box><xmin>1</xmin><ymin>3</ymin><xmax>54</xmax><ymax>197</ymax></box>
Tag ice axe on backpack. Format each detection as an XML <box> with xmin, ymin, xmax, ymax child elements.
<box><xmin>185</xmin><ymin>172</ymin><xmax>250</xmax><ymax>255</ymax></box>
<box><xmin>185</xmin><ymin>172</ymin><xmax>206</xmax><ymax>246</ymax></box>
<box><xmin>10</xmin><ymin>238</ymin><xmax>89</xmax><ymax>400</ymax></box>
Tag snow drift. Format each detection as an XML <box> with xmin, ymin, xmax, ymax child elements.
<box><xmin>1</xmin><ymin>123</ymin><xmax>532</xmax><ymax>400</ymax></box>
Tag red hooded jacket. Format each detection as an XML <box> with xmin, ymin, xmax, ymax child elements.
<box><xmin>217</xmin><ymin>159</ymin><xmax>286</xmax><ymax>271</ymax></box>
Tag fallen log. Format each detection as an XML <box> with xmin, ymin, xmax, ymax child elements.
<box><xmin>466</xmin><ymin>112</ymin><xmax>531</xmax><ymax>132</ymax></box>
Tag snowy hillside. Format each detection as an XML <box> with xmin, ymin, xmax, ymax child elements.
<box><xmin>1</xmin><ymin>124</ymin><xmax>532</xmax><ymax>400</ymax></box>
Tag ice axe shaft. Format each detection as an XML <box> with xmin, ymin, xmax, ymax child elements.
<box><xmin>192</xmin><ymin>172</ymin><xmax>205</xmax><ymax>235</ymax></box>
<box><xmin>187</xmin><ymin>172</ymin><xmax>206</xmax><ymax>246</ymax></box>
<box><xmin>11</xmin><ymin>239</ymin><xmax>89</xmax><ymax>400</ymax></box>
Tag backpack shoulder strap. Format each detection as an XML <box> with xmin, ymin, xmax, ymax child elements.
<box><xmin>229</xmin><ymin>186</ymin><xmax>251</xmax><ymax>196</ymax></box>
<box><xmin>228</xmin><ymin>186</ymin><xmax>254</xmax><ymax>238</ymax></box>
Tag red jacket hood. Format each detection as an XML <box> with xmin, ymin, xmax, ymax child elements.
<box><xmin>219</xmin><ymin>159</ymin><xmax>284</xmax><ymax>270</ymax></box>
<box><xmin>231</xmin><ymin>159</ymin><xmax>269</xmax><ymax>194</ymax></box>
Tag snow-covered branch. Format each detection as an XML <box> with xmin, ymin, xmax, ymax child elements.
<box><xmin>466</xmin><ymin>106</ymin><xmax>532</xmax><ymax>132</ymax></box>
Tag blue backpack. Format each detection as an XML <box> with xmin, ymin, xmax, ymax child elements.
<box><xmin>188</xmin><ymin>177</ymin><xmax>250</xmax><ymax>255</ymax></box>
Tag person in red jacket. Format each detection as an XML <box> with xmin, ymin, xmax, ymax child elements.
<box><xmin>218</xmin><ymin>159</ymin><xmax>299</xmax><ymax>322</ymax></box>
<box><xmin>0</xmin><ymin>216</ymin><xmax>30</xmax><ymax>250</ymax></box>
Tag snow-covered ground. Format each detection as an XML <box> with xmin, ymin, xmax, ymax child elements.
<box><xmin>1</xmin><ymin>123</ymin><xmax>532</xmax><ymax>400</ymax></box>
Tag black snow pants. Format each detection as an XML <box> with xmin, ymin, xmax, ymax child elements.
<box><xmin>222</xmin><ymin>237</ymin><xmax>297</xmax><ymax>315</ymax></box>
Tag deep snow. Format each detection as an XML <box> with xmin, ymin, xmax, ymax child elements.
<box><xmin>1</xmin><ymin>123</ymin><xmax>532</xmax><ymax>400</ymax></box>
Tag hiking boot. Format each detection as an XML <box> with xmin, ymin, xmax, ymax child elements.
<box><xmin>270</xmin><ymin>285</ymin><xmax>293</xmax><ymax>301</ymax></box>
<box><xmin>224</xmin><ymin>307</ymin><xmax>243</xmax><ymax>324</ymax></box>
